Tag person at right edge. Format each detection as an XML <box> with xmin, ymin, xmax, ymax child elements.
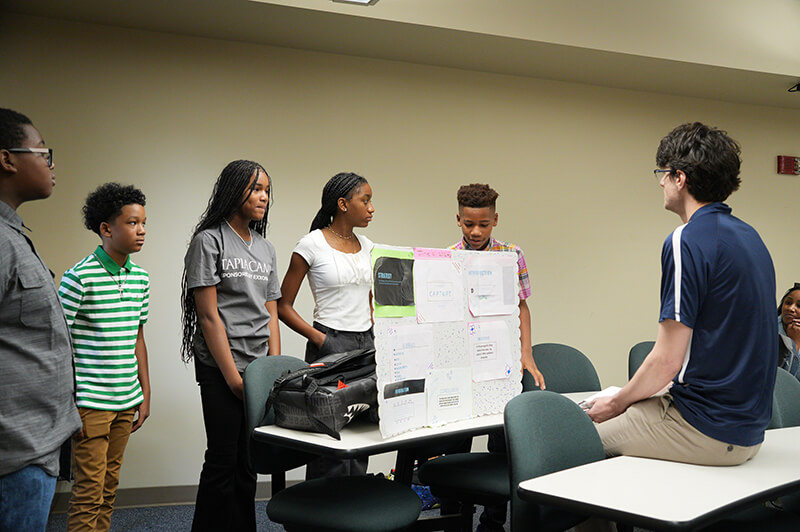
<box><xmin>588</xmin><ymin>122</ymin><xmax>776</xmax><ymax>467</ymax></box>
<box><xmin>777</xmin><ymin>283</ymin><xmax>800</xmax><ymax>378</ymax></box>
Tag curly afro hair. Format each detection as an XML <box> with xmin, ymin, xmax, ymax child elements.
<box><xmin>456</xmin><ymin>183</ymin><xmax>499</xmax><ymax>209</ymax></box>
<box><xmin>83</xmin><ymin>183</ymin><xmax>146</xmax><ymax>235</ymax></box>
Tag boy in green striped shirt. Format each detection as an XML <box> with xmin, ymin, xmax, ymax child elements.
<box><xmin>58</xmin><ymin>183</ymin><xmax>150</xmax><ymax>532</ymax></box>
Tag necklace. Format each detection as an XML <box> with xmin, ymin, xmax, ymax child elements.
<box><xmin>327</xmin><ymin>226</ymin><xmax>355</xmax><ymax>240</ymax></box>
<box><xmin>93</xmin><ymin>252</ymin><xmax>128</xmax><ymax>297</ymax></box>
<box><xmin>327</xmin><ymin>227</ymin><xmax>359</xmax><ymax>256</ymax></box>
<box><xmin>226</xmin><ymin>220</ymin><xmax>253</xmax><ymax>250</ymax></box>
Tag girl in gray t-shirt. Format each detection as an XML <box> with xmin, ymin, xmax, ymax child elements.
<box><xmin>180</xmin><ymin>160</ymin><xmax>279</xmax><ymax>532</ymax></box>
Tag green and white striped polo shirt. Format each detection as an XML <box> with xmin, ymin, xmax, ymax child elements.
<box><xmin>59</xmin><ymin>246</ymin><xmax>149</xmax><ymax>411</ymax></box>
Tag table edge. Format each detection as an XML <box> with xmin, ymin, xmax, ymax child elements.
<box><xmin>253</xmin><ymin>420</ymin><xmax>502</xmax><ymax>458</ymax></box>
<box><xmin>517</xmin><ymin>478</ymin><xmax>800</xmax><ymax>531</ymax></box>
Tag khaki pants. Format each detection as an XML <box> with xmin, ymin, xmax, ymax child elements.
<box><xmin>596</xmin><ymin>394</ymin><xmax>760</xmax><ymax>466</ymax></box>
<box><xmin>67</xmin><ymin>407</ymin><xmax>135</xmax><ymax>532</ymax></box>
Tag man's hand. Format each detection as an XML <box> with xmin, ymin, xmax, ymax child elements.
<box><xmin>132</xmin><ymin>398</ymin><xmax>150</xmax><ymax>433</ymax></box>
<box><xmin>586</xmin><ymin>395</ymin><xmax>623</xmax><ymax>423</ymax></box>
<box><xmin>587</xmin><ymin>319</ymin><xmax>690</xmax><ymax>424</ymax></box>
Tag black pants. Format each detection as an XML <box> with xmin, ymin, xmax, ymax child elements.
<box><xmin>305</xmin><ymin>322</ymin><xmax>373</xmax><ymax>479</ymax></box>
<box><xmin>304</xmin><ymin>321</ymin><xmax>375</xmax><ymax>363</ymax></box>
<box><xmin>192</xmin><ymin>360</ymin><xmax>256</xmax><ymax>532</ymax></box>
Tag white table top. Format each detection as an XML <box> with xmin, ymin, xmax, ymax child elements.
<box><xmin>518</xmin><ymin>426</ymin><xmax>800</xmax><ymax>530</ymax></box>
<box><xmin>254</xmin><ymin>390</ymin><xmax>595</xmax><ymax>457</ymax></box>
<box><xmin>254</xmin><ymin>412</ymin><xmax>503</xmax><ymax>457</ymax></box>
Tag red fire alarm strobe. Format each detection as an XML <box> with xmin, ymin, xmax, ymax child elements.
<box><xmin>778</xmin><ymin>156</ymin><xmax>800</xmax><ymax>175</ymax></box>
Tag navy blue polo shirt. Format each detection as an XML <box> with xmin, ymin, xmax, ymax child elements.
<box><xmin>660</xmin><ymin>202</ymin><xmax>776</xmax><ymax>446</ymax></box>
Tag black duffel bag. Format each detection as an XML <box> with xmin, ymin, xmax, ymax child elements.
<box><xmin>265</xmin><ymin>348</ymin><xmax>378</xmax><ymax>440</ymax></box>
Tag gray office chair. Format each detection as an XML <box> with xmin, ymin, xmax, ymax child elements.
<box><xmin>268</xmin><ymin>475</ymin><xmax>423</xmax><ymax>532</ymax></box>
<box><xmin>505</xmin><ymin>390</ymin><xmax>606</xmax><ymax>532</ymax></box>
<box><xmin>524</xmin><ymin>342</ymin><xmax>602</xmax><ymax>392</ymax></box>
<box><xmin>247</xmin><ymin>356</ymin><xmax>422</xmax><ymax>532</ymax></box>
<box><xmin>628</xmin><ymin>341</ymin><xmax>654</xmax><ymax>380</ymax></box>
<box><xmin>243</xmin><ymin>354</ymin><xmax>317</xmax><ymax>494</ymax></box>
<box><xmin>419</xmin><ymin>343</ymin><xmax>601</xmax><ymax>530</ymax></box>
<box><xmin>772</xmin><ymin>366</ymin><xmax>800</xmax><ymax>429</ymax></box>
<box><xmin>766</xmin><ymin>368</ymin><xmax>800</xmax><ymax>516</ymax></box>
<box><xmin>417</xmin><ymin>445</ymin><xmax>511</xmax><ymax>531</ymax></box>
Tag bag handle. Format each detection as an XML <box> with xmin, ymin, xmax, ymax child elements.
<box><xmin>302</xmin><ymin>379</ymin><xmax>341</xmax><ymax>440</ymax></box>
<box><xmin>264</xmin><ymin>367</ymin><xmax>316</xmax><ymax>425</ymax></box>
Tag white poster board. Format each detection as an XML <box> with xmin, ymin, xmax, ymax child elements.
<box><xmin>373</xmin><ymin>246</ymin><xmax>522</xmax><ymax>438</ymax></box>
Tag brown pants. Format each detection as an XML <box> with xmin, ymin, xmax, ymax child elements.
<box><xmin>67</xmin><ymin>407</ymin><xmax>135</xmax><ymax>532</ymax></box>
<box><xmin>596</xmin><ymin>394</ymin><xmax>761</xmax><ymax>466</ymax></box>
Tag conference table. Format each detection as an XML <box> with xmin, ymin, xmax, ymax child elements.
<box><xmin>518</xmin><ymin>425</ymin><xmax>800</xmax><ymax>531</ymax></box>
<box><xmin>253</xmin><ymin>391</ymin><xmax>595</xmax><ymax>484</ymax></box>
<box><xmin>254</xmin><ymin>411</ymin><xmax>504</xmax><ymax>484</ymax></box>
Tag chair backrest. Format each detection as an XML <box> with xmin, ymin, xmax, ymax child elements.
<box><xmin>768</xmin><ymin>385</ymin><xmax>782</xmax><ymax>430</ymax></box>
<box><xmin>522</xmin><ymin>343</ymin><xmax>601</xmax><ymax>393</ymax></box>
<box><xmin>242</xmin><ymin>355</ymin><xmax>311</xmax><ymax>475</ymax></box>
<box><xmin>773</xmin><ymin>370</ymin><xmax>800</xmax><ymax>512</ymax></box>
<box><xmin>505</xmin><ymin>391</ymin><xmax>606</xmax><ymax>532</ymax></box>
<box><xmin>770</xmin><ymin>367</ymin><xmax>800</xmax><ymax>429</ymax></box>
<box><xmin>243</xmin><ymin>355</ymin><xmax>308</xmax><ymax>433</ymax></box>
<box><xmin>628</xmin><ymin>341</ymin><xmax>655</xmax><ymax>380</ymax></box>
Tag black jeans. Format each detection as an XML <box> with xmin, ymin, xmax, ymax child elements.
<box><xmin>192</xmin><ymin>360</ymin><xmax>256</xmax><ymax>532</ymax></box>
<box><xmin>304</xmin><ymin>321</ymin><xmax>375</xmax><ymax>363</ymax></box>
<box><xmin>305</xmin><ymin>322</ymin><xmax>373</xmax><ymax>479</ymax></box>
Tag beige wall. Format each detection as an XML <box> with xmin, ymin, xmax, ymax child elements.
<box><xmin>3</xmin><ymin>13</ymin><xmax>800</xmax><ymax>489</ymax></box>
<box><xmin>269</xmin><ymin>0</ymin><xmax>800</xmax><ymax>75</ymax></box>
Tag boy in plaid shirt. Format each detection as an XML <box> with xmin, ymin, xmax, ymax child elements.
<box><xmin>451</xmin><ymin>183</ymin><xmax>543</xmax><ymax>387</ymax></box>
<box><xmin>450</xmin><ymin>183</ymin><xmax>544</xmax><ymax>532</ymax></box>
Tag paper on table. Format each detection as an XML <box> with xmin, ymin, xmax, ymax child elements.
<box><xmin>386</xmin><ymin>323</ymin><xmax>434</xmax><ymax>382</ymax></box>
<box><xmin>468</xmin><ymin>320</ymin><xmax>513</xmax><ymax>382</ymax></box>
<box><xmin>413</xmin><ymin>251</ymin><xmax>464</xmax><ymax>323</ymax></box>
<box><xmin>466</xmin><ymin>254</ymin><xmax>518</xmax><ymax>316</ymax></box>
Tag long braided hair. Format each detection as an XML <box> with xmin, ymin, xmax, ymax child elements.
<box><xmin>180</xmin><ymin>160</ymin><xmax>271</xmax><ymax>363</ymax></box>
<box><xmin>310</xmin><ymin>172</ymin><xmax>368</xmax><ymax>231</ymax></box>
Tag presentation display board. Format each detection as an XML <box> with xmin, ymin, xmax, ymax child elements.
<box><xmin>372</xmin><ymin>245</ymin><xmax>522</xmax><ymax>438</ymax></box>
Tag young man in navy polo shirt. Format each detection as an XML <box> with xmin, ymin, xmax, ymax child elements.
<box><xmin>587</xmin><ymin>122</ymin><xmax>776</xmax><ymax>465</ymax></box>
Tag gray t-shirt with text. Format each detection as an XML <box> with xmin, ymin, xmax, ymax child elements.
<box><xmin>185</xmin><ymin>223</ymin><xmax>281</xmax><ymax>372</ymax></box>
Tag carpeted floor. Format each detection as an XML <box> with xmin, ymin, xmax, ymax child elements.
<box><xmin>45</xmin><ymin>501</ymin><xmax>502</xmax><ymax>531</ymax></box>
<box><xmin>46</xmin><ymin>501</ymin><xmax>276</xmax><ymax>532</ymax></box>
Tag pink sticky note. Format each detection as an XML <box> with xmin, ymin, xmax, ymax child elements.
<box><xmin>414</xmin><ymin>247</ymin><xmax>452</xmax><ymax>260</ymax></box>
